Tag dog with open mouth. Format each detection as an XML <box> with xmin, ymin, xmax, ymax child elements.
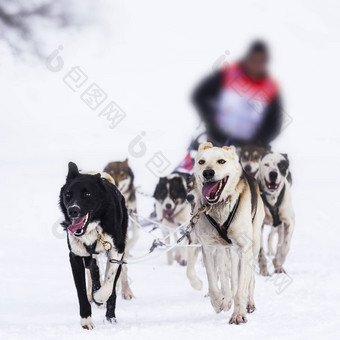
<box><xmin>257</xmin><ymin>152</ymin><xmax>295</xmax><ymax>275</ymax></box>
<box><xmin>192</xmin><ymin>142</ymin><xmax>264</xmax><ymax>324</ymax></box>
<box><xmin>153</xmin><ymin>173</ymin><xmax>192</xmax><ymax>266</ymax></box>
<box><xmin>238</xmin><ymin>144</ymin><xmax>270</xmax><ymax>177</ymax></box>
<box><xmin>59</xmin><ymin>162</ymin><xmax>128</xmax><ymax>330</ymax></box>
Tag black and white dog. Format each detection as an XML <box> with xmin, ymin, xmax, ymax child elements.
<box><xmin>257</xmin><ymin>153</ymin><xmax>295</xmax><ymax>275</ymax></box>
<box><xmin>153</xmin><ymin>173</ymin><xmax>192</xmax><ymax>265</ymax></box>
<box><xmin>59</xmin><ymin>162</ymin><xmax>128</xmax><ymax>329</ymax></box>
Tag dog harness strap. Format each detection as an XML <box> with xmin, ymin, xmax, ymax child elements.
<box><xmin>204</xmin><ymin>196</ymin><xmax>241</xmax><ymax>244</ymax></box>
<box><xmin>261</xmin><ymin>184</ymin><xmax>286</xmax><ymax>227</ymax></box>
<box><xmin>243</xmin><ymin>171</ymin><xmax>258</xmax><ymax>222</ymax></box>
<box><xmin>109</xmin><ymin>253</ymin><xmax>126</xmax><ymax>265</ymax></box>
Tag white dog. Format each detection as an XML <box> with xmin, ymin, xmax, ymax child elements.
<box><xmin>192</xmin><ymin>143</ymin><xmax>264</xmax><ymax>324</ymax></box>
<box><xmin>257</xmin><ymin>152</ymin><xmax>294</xmax><ymax>274</ymax></box>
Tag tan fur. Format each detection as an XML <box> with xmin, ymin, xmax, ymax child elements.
<box><xmin>80</xmin><ymin>171</ymin><xmax>115</xmax><ymax>185</ymax></box>
<box><xmin>192</xmin><ymin>144</ymin><xmax>264</xmax><ymax>324</ymax></box>
<box><xmin>199</xmin><ymin>142</ymin><xmax>213</xmax><ymax>151</ymax></box>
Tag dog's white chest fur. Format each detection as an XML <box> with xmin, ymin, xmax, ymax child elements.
<box><xmin>68</xmin><ymin>222</ymin><xmax>114</xmax><ymax>257</ymax></box>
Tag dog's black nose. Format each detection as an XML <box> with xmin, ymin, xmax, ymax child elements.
<box><xmin>244</xmin><ymin>165</ymin><xmax>251</xmax><ymax>173</ymax></box>
<box><xmin>186</xmin><ymin>194</ymin><xmax>194</xmax><ymax>203</ymax></box>
<box><xmin>203</xmin><ymin>169</ymin><xmax>215</xmax><ymax>180</ymax></box>
<box><xmin>68</xmin><ymin>206</ymin><xmax>80</xmax><ymax>218</ymax></box>
<box><xmin>165</xmin><ymin>203</ymin><xmax>172</xmax><ymax>210</ymax></box>
<box><xmin>269</xmin><ymin>171</ymin><xmax>278</xmax><ymax>181</ymax></box>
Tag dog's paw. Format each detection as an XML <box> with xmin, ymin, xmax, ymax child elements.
<box><xmin>274</xmin><ymin>267</ymin><xmax>286</xmax><ymax>274</ymax></box>
<box><xmin>187</xmin><ymin>273</ymin><xmax>203</xmax><ymax>290</ymax></box>
<box><xmin>246</xmin><ymin>303</ymin><xmax>256</xmax><ymax>313</ymax></box>
<box><xmin>93</xmin><ymin>285</ymin><xmax>111</xmax><ymax>304</ymax></box>
<box><xmin>190</xmin><ymin>278</ymin><xmax>203</xmax><ymax>290</ymax></box>
<box><xmin>122</xmin><ymin>287</ymin><xmax>135</xmax><ymax>300</ymax></box>
<box><xmin>179</xmin><ymin>259</ymin><xmax>187</xmax><ymax>266</ymax></box>
<box><xmin>81</xmin><ymin>316</ymin><xmax>94</xmax><ymax>330</ymax></box>
<box><xmin>210</xmin><ymin>292</ymin><xmax>225</xmax><ymax>314</ymax></box>
<box><xmin>167</xmin><ymin>257</ymin><xmax>174</xmax><ymax>266</ymax></box>
<box><xmin>259</xmin><ymin>267</ymin><xmax>270</xmax><ymax>276</ymax></box>
<box><xmin>104</xmin><ymin>316</ymin><xmax>117</xmax><ymax>325</ymax></box>
<box><xmin>229</xmin><ymin>313</ymin><xmax>247</xmax><ymax>325</ymax></box>
<box><xmin>223</xmin><ymin>299</ymin><xmax>233</xmax><ymax>312</ymax></box>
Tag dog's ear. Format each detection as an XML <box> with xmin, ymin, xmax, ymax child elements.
<box><xmin>153</xmin><ymin>177</ymin><xmax>166</xmax><ymax>198</ymax></box>
<box><xmin>280</xmin><ymin>153</ymin><xmax>289</xmax><ymax>169</ymax></box>
<box><xmin>258</xmin><ymin>146</ymin><xmax>270</xmax><ymax>156</ymax></box>
<box><xmin>67</xmin><ymin>162</ymin><xmax>79</xmax><ymax>181</ymax></box>
<box><xmin>223</xmin><ymin>145</ymin><xmax>236</xmax><ymax>153</ymax></box>
<box><xmin>123</xmin><ymin>158</ymin><xmax>128</xmax><ymax>164</ymax></box>
<box><xmin>281</xmin><ymin>153</ymin><xmax>289</xmax><ymax>161</ymax></box>
<box><xmin>185</xmin><ymin>174</ymin><xmax>194</xmax><ymax>189</ymax></box>
<box><xmin>96</xmin><ymin>173</ymin><xmax>108</xmax><ymax>190</ymax></box>
<box><xmin>199</xmin><ymin>142</ymin><xmax>213</xmax><ymax>151</ymax></box>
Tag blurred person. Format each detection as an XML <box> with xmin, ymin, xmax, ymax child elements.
<box><xmin>175</xmin><ymin>40</ymin><xmax>282</xmax><ymax>174</ymax></box>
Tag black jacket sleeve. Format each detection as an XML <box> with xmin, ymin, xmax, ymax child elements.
<box><xmin>253</xmin><ymin>94</ymin><xmax>283</xmax><ymax>146</ymax></box>
<box><xmin>191</xmin><ymin>70</ymin><xmax>223</xmax><ymax>129</ymax></box>
<box><xmin>191</xmin><ymin>70</ymin><xmax>228</xmax><ymax>145</ymax></box>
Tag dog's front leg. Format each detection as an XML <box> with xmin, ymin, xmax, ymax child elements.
<box><xmin>162</xmin><ymin>228</ymin><xmax>173</xmax><ymax>265</ymax></box>
<box><xmin>267</xmin><ymin>226</ymin><xmax>276</xmax><ymax>256</ymax></box>
<box><xmin>230</xmin><ymin>247</ymin><xmax>239</xmax><ymax>299</ymax></box>
<box><xmin>186</xmin><ymin>245</ymin><xmax>202</xmax><ymax>290</ymax></box>
<box><xmin>217</xmin><ymin>248</ymin><xmax>232</xmax><ymax>311</ymax></box>
<box><xmin>259</xmin><ymin>224</ymin><xmax>269</xmax><ymax>276</ymax></box>
<box><xmin>69</xmin><ymin>252</ymin><xmax>94</xmax><ymax>330</ymax></box>
<box><xmin>87</xmin><ymin>256</ymin><xmax>102</xmax><ymax>305</ymax></box>
<box><xmin>202</xmin><ymin>246</ymin><xmax>224</xmax><ymax>313</ymax></box>
<box><xmin>105</xmin><ymin>262</ymin><xmax>123</xmax><ymax>323</ymax></box>
<box><xmin>176</xmin><ymin>233</ymin><xmax>188</xmax><ymax>266</ymax></box>
<box><xmin>229</xmin><ymin>238</ymin><xmax>252</xmax><ymax>325</ymax></box>
<box><xmin>273</xmin><ymin>221</ymin><xmax>294</xmax><ymax>273</ymax></box>
<box><xmin>120</xmin><ymin>263</ymin><xmax>134</xmax><ymax>300</ymax></box>
<box><xmin>93</xmin><ymin>249</ymin><xmax>123</xmax><ymax>305</ymax></box>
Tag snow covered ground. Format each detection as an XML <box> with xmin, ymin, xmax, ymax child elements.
<box><xmin>1</xmin><ymin>0</ymin><xmax>340</xmax><ymax>339</ymax></box>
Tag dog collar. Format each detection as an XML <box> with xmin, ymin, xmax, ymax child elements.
<box><xmin>204</xmin><ymin>196</ymin><xmax>241</xmax><ymax>244</ymax></box>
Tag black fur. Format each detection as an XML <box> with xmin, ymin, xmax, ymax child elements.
<box><xmin>241</xmin><ymin>171</ymin><xmax>258</xmax><ymax>221</ymax></box>
<box><xmin>153</xmin><ymin>175</ymin><xmax>187</xmax><ymax>203</ymax></box>
<box><xmin>59</xmin><ymin>162</ymin><xmax>128</xmax><ymax>325</ymax></box>
<box><xmin>278</xmin><ymin>154</ymin><xmax>292</xmax><ymax>184</ymax></box>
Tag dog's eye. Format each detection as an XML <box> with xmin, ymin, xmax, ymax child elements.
<box><xmin>264</xmin><ymin>163</ymin><xmax>269</xmax><ymax>167</ymax></box>
<box><xmin>65</xmin><ymin>192</ymin><xmax>71</xmax><ymax>200</ymax></box>
<box><xmin>198</xmin><ymin>160</ymin><xmax>205</xmax><ymax>165</ymax></box>
<box><xmin>217</xmin><ymin>159</ymin><xmax>226</xmax><ymax>164</ymax></box>
<box><xmin>83</xmin><ymin>192</ymin><xmax>91</xmax><ymax>198</ymax></box>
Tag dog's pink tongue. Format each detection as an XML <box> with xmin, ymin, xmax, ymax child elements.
<box><xmin>202</xmin><ymin>181</ymin><xmax>219</xmax><ymax>197</ymax></box>
<box><xmin>68</xmin><ymin>216</ymin><xmax>86</xmax><ymax>234</ymax></box>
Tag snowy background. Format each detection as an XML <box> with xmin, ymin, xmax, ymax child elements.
<box><xmin>1</xmin><ymin>0</ymin><xmax>340</xmax><ymax>339</ymax></box>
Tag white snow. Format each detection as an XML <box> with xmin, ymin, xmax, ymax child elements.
<box><xmin>1</xmin><ymin>0</ymin><xmax>340</xmax><ymax>339</ymax></box>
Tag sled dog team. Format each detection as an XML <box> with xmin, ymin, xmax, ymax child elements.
<box><xmin>59</xmin><ymin>143</ymin><xmax>294</xmax><ymax>329</ymax></box>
